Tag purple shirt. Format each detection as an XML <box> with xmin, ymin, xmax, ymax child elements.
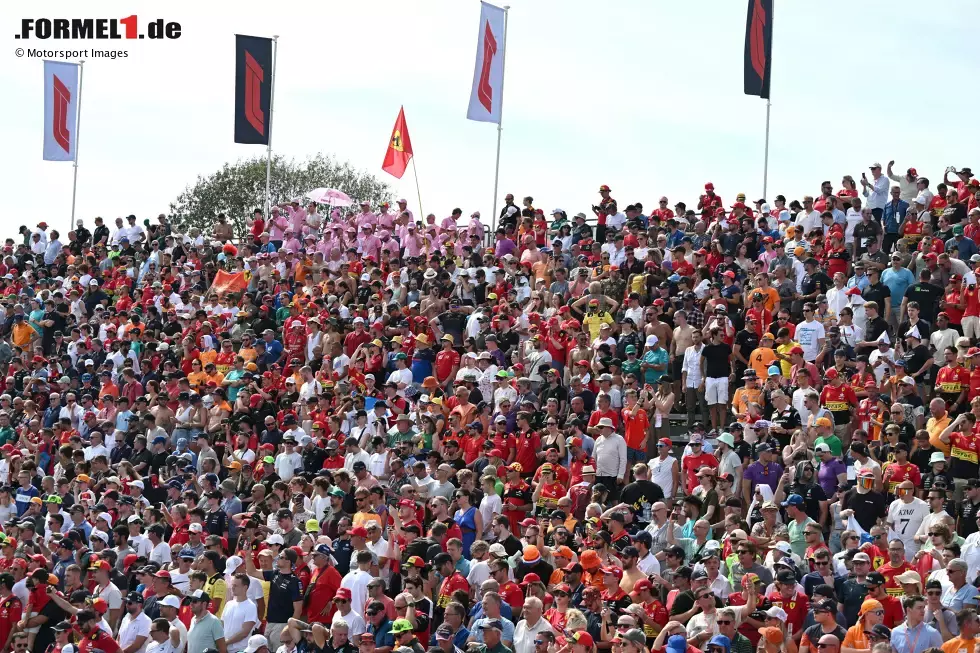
<box><xmin>816</xmin><ymin>459</ymin><xmax>847</xmax><ymax>497</ymax></box>
<box><xmin>495</xmin><ymin>238</ymin><xmax>517</xmax><ymax>257</ymax></box>
<box><xmin>744</xmin><ymin>460</ymin><xmax>784</xmax><ymax>493</ymax></box>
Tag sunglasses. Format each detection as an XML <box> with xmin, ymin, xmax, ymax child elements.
<box><xmin>926</xmin><ymin>590</ymin><xmax>942</xmax><ymax>596</ymax></box>
<box><xmin>716</xmin><ymin>620</ymin><xmax>732</xmax><ymax>625</ymax></box>
<box><xmin>815</xmin><ymin>645</ymin><xmax>835</xmax><ymax>649</ymax></box>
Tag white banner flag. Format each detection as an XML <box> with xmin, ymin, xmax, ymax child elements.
<box><xmin>466</xmin><ymin>1</ymin><xmax>506</xmax><ymax>124</ymax></box>
<box><xmin>43</xmin><ymin>60</ymin><xmax>79</xmax><ymax>162</ymax></box>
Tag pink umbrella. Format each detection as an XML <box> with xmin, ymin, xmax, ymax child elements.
<box><xmin>306</xmin><ymin>187</ymin><xmax>353</xmax><ymax>207</ymax></box>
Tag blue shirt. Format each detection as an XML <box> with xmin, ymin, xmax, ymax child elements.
<box><xmin>265</xmin><ymin>339</ymin><xmax>284</xmax><ymax>360</ymax></box>
<box><xmin>947</xmin><ymin>235</ymin><xmax>979</xmax><ymax>260</ymax></box>
<box><xmin>641</xmin><ymin>348</ymin><xmax>669</xmax><ymax>384</ymax></box>
<box><xmin>411</xmin><ymin>347</ymin><xmax>436</xmax><ymax>383</ymax></box>
<box><xmin>846</xmin><ymin>274</ymin><xmax>870</xmax><ymax>292</ymax></box>
<box><xmin>882</xmin><ymin>200</ymin><xmax>910</xmax><ymax>234</ymax></box>
<box><xmin>115</xmin><ymin>409</ymin><xmax>134</xmax><ymax>433</ymax></box>
<box><xmin>14</xmin><ymin>484</ymin><xmax>38</xmax><ymax>516</ymax></box>
<box><xmin>471</xmin><ymin>617</ymin><xmax>516</xmax><ymax>643</ymax></box>
<box><xmin>941</xmin><ymin>582</ymin><xmax>979</xmax><ymax>610</ymax></box>
<box><xmin>891</xmin><ymin>621</ymin><xmax>942</xmax><ymax>653</ymax></box>
<box><xmin>881</xmin><ymin>267</ymin><xmax>915</xmax><ymax>309</ymax></box>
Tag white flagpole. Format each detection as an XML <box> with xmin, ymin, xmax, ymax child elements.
<box><xmin>490</xmin><ymin>5</ymin><xmax>510</xmax><ymax>233</ymax></box>
<box><xmin>411</xmin><ymin>158</ymin><xmax>424</xmax><ymax>220</ymax></box>
<box><xmin>264</xmin><ymin>35</ymin><xmax>279</xmax><ymax>217</ymax></box>
<box><xmin>70</xmin><ymin>59</ymin><xmax>84</xmax><ymax>233</ymax></box>
<box><xmin>762</xmin><ymin>98</ymin><xmax>771</xmax><ymax>200</ymax></box>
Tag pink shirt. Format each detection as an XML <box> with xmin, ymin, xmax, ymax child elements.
<box><xmin>358</xmin><ymin>235</ymin><xmax>381</xmax><ymax>261</ymax></box>
<box><xmin>377</xmin><ymin>211</ymin><xmax>396</xmax><ymax>230</ymax></box>
<box><xmin>268</xmin><ymin>214</ymin><xmax>289</xmax><ymax>240</ymax></box>
<box><xmin>286</xmin><ymin>206</ymin><xmax>307</xmax><ymax>233</ymax></box>
<box><xmin>402</xmin><ymin>232</ymin><xmax>423</xmax><ymax>257</ymax></box>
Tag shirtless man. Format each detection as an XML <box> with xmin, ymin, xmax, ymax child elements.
<box><xmin>645</xmin><ymin>305</ymin><xmax>672</xmax><ymax>355</ymax></box>
<box><xmin>566</xmin><ymin>331</ymin><xmax>593</xmax><ymax>386</ymax></box>
<box><xmin>670</xmin><ymin>311</ymin><xmax>696</xmax><ymax>409</ymax></box>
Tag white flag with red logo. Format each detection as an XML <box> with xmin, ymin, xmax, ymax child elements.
<box><xmin>466</xmin><ymin>1</ymin><xmax>506</xmax><ymax>124</ymax></box>
<box><xmin>43</xmin><ymin>60</ymin><xmax>79</xmax><ymax>161</ymax></box>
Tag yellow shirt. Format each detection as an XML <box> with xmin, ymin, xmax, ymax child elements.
<box><xmin>927</xmin><ymin>413</ymin><xmax>952</xmax><ymax>456</ymax></box>
<box><xmin>583</xmin><ymin>311</ymin><xmax>614</xmax><ymax>341</ymax></box>
<box><xmin>203</xmin><ymin>574</ymin><xmax>227</xmax><ymax>617</ymax></box>
<box><xmin>776</xmin><ymin>341</ymin><xmax>800</xmax><ymax>378</ymax></box>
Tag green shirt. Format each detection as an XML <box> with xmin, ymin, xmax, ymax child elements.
<box><xmin>487</xmin><ymin>643</ymin><xmax>514</xmax><ymax>653</ymax></box>
<box><xmin>0</xmin><ymin>427</ymin><xmax>16</xmax><ymax>447</ymax></box>
<box><xmin>787</xmin><ymin>516</ymin><xmax>818</xmax><ymax>558</ymax></box>
<box><xmin>814</xmin><ymin>435</ymin><xmax>842</xmax><ymax>457</ymax></box>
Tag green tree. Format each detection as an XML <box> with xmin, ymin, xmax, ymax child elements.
<box><xmin>168</xmin><ymin>153</ymin><xmax>393</xmax><ymax>240</ymax></box>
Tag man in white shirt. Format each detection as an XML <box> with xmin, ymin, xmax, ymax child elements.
<box><xmin>119</xmin><ymin>591</ymin><xmax>153</xmax><ymax>653</ymax></box>
<box><xmin>274</xmin><ymin>437</ymin><xmax>303</xmax><ymax>482</ymax></box>
<box><xmin>887</xmin><ymin>480</ymin><xmax>930</xmax><ymax>557</ymax></box>
<box><xmin>158</xmin><ymin>595</ymin><xmax>188</xmax><ymax>653</ymax></box>
<box><xmin>222</xmin><ymin>575</ymin><xmax>258</xmax><ymax>653</ymax></box>
<box><xmin>343</xmin><ymin>438</ymin><xmax>371</xmax><ymax>472</ymax></box>
<box><xmin>795</xmin><ymin>197</ymin><xmax>821</xmax><ymax>236</ymax></box>
<box><xmin>340</xmin><ymin>551</ymin><xmax>375</xmax><ymax>617</ymax></box>
<box><xmin>331</xmin><ymin>587</ymin><xmax>366</xmax><ymax>637</ymax></box>
<box><xmin>512</xmin><ymin>597</ymin><xmax>553</xmax><ymax>653</ymax></box>
<box><xmin>795</xmin><ymin>304</ymin><xmax>826</xmax><ymax>362</ymax></box>
<box><xmin>145</xmin><ymin>616</ymin><xmax>183</xmax><ymax>653</ymax></box>
<box><xmin>862</xmin><ymin>163</ymin><xmax>890</xmax><ymax>219</ymax></box>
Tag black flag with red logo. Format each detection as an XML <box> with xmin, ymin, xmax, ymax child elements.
<box><xmin>234</xmin><ymin>34</ymin><xmax>272</xmax><ymax>144</ymax></box>
<box><xmin>743</xmin><ymin>0</ymin><xmax>773</xmax><ymax>99</ymax></box>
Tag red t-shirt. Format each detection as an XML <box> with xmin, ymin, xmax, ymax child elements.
<box><xmin>79</xmin><ymin>629</ymin><xmax>122</xmax><ymax>653</ymax></box>
<box><xmin>820</xmin><ymin>383</ymin><xmax>857</xmax><ymax>414</ymax></box>
<box><xmin>882</xmin><ymin>463</ymin><xmax>921</xmax><ymax>494</ymax></box>
<box><xmin>0</xmin><ymin>595</ymin><xmax>22</xmax><ymax>652</ymax></box>
<box><xmin>587</xmin><ymin>409</ymin><xmax>619</xmax><ymax>430</ymax></box>
<box><xmin>513</xmin><ymin>431</ymin><xmax>541</xmax><ymax>476</ymax></box>
<box><xmin>623</xmin><ymin>407</ymin><xmax>650</xmax><ymax>450</ymax></box>
<box><xmin>682</xmin><ymin>453</ymin><xmax>718</xmax><ymax>493</ymax></box>
<box><xmin>944</xmin><ymin>290</ymin><xmax>965</xmax><ymax>324</ymax></box>
<box><xmin>969</xmin><ymin>368</ymin><xmax>980</xmax><ymax>401</ymax></box>
<box><xmin>500</xmin><ymin>580</ymin><xmax>524</xmax><ymax>613</ymax></box>
<box><xmin>305</xmin><ymin>564</ymin><xmax>342</xmax><ymax>624</ymax></box>
<box><xmin>728</xmin><ymin>591</ymin><xmax>761</xmax><ymax>645</ymax></box>
<box><xmin>437</xmin><ymin>572</ymin><xmax>470</xmax><ymax>609</ymax></box>
<box><xmin>936</xmin><ymin>365</ymin><xmax>970</xmax><ymax>398</ymax></box>
<box><xmin>878</xmin><ymin>561</ymin><xmax>913</xmax><ymax>596</ymax></box>
<box><xmin>435</xmin><ymin>349</ymin><xmax>461</xmax><ymax>383</ymax></box>
<box><xmin>765</xmin><ymin>590</ymin><xmax>809</xmax><ymax>633</ymax></box>
<box><xmin>950</xmin><ymin>431</ymin><xmax>980</xmax><ymax>467</ymax></box>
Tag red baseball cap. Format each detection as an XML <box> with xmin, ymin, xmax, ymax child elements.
<box><xmin>519</xmin><ymin>573</ymin><xmax>542</xmax><ymax>587</ymax></box>
<box><xmin>350</xmin><ymin>526</ymin><xmax>368</xmax><ymax>538</ymax></box>
<box><xmin>334</xmin><ymin>588</ymin><xmax>353</xmax><ymax>601</ymax></box>
<box><xmin>600</xmin><ymin>566</ymin><xmax>624</xmax><ymax>579</ymax></box>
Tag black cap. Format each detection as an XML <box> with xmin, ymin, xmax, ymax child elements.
<box><xmin>870</xmin><ymin>625</ymin><xmax>892</xmax><ymax>640</ymax></box>
<box><xmin>52</xmin><ymin>620</ymin><xmax>73</xmax><ymax>632</ymax></box>
<box><xmin>775</xmin><ymin>570</ymin><xmax>796</xmax><ymax>584</ymax></box>
<box><xmin>126</xmin><ymin>591</ymin><xmax>144</xmax><ymax>604</ymax></box>
<box><xmin>813</xmin><ymin>599</ymin><xmax>837</xmax><ymax>613</ymax></box>
<box><xmin>866</xmin><ymin>572</ymin><xmax>886</xmax><ymax>585</ymax></box>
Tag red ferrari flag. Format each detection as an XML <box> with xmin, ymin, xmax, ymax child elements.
<box><xmin>382</xmin><ymin>106</ymin><xmax>413</xmax><ymax>179</ymax></box>
<box><xmin>743</xmin><ymin>0</ymin><xmax>773</xmax><ymax>99</ymax></box>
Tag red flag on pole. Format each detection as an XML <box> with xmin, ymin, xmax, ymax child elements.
<box><xmin>382</xmin><ymin>106</ymin><xmax>413</xmax><ymax>179</ymax></box>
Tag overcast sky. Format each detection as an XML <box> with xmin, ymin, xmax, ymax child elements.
<box><xmin>2</xmin><ymin>0</ymin><xmax>979</xmax><ymax>241</ymax></box>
